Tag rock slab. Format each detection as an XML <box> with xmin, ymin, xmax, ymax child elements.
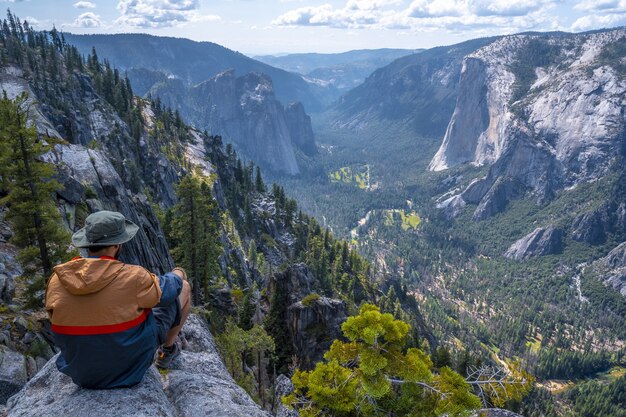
<box><xmin>5</xmin><ymin>315</ymin><xmax>270</xmax><ymax>417</ymax></box>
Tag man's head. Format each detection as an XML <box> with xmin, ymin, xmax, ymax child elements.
<box><xmin>72</xmin><ymin>211</ymin><xmax>139</xmax><ymax>258</ymax></box>
<box><xmin>87</xmin><ymin>244</ymin><xmax>122</xmax><ymax>259</ymax></box>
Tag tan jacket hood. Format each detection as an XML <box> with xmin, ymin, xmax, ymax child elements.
<box><xmin>53</xmin><ymin>258</ymin><xmax>126</xmax><ymax>295</ymax></box>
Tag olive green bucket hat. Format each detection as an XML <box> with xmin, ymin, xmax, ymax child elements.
<box><xmin>72</xmin><ymin>210</ymin><xmax>139</xmax><ymax>248</ymax></box>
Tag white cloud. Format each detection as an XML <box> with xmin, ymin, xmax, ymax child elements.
<box><xmin>575</xmin><ymin>0</ymin><xmax>626</xmax><ymax>13</ymax></box>
<box><xmin>116</xmin><ymin>0</ymin><xmax>220</xmax><ymax>28</ymax></box>
<box><xmin>72</xmin><ymin>12</ymin><xmax>102</xmax><ymax>28</ymax></box>
<box><xmin>571</xmin><ymin>12</ymin><xmax>626</xmax><ymax>31</ymax></box>
<box><xmin>273</xmin><ymin>0</ymin><xmax>556</xmax><ymax>33</ymax></box>
<box><xmin>74</xmin><ymin>1</ymin><xmax>96</xmax><ymax>8</ymax></box>
<box><xmin>272</xmin><ymin>1</ymin><xmax>401</xmax><ymax>28</ymax></box>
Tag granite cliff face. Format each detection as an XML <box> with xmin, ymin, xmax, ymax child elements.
<box><xmin>150</xmin><ymin>70</ymin><xmax>316</xmax><ymax>175</ymax></box>
<box><xmin>430</xmin><ymin>28</ymin><xmax>626</xmax><ymax>220</ymax></box>
<box><xmin>0</xmin><ymin>65</ymin><xmax>176</xmax><ymax>273</ymax></box>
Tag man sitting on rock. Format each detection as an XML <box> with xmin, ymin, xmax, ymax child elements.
<box><xmin>45</xmin><ymin>210</ymin><xmax>191</xmax><ymax>389</ymax></box>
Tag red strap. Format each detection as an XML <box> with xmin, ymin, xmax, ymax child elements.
<box><xmin>51</xmin><ymin>309</ymin><xmax>151</xmax><ymax>335</ymax></box>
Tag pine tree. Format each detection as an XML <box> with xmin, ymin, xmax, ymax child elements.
<box><xmin>284</xmin><ymin>304</ymin><xmax>532</xmax><ymax>417</ymax></box>
<box><xmin>0</xmin><ymin>92</ymin><xmax>71</xmax><ymax>306</ymax></box>
<box><xmin>169</xmin><ymin>174</ymin><xmax>222</xmax><ymax>305</ymax></box>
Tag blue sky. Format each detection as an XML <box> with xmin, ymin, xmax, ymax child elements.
<box><xmin>4</xmin><ymin>0</ymin><xmax>626</xmax><ymax>54</ymax></box>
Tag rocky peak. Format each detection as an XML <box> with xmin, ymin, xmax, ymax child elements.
<box><xmin>151</xmin><ymin>70</ymin><xmax>312</xmax><ymax>175</ymax></box>
<box><xmin>431</xmin><ymin>28</ymin><xmax>626</xmax><ymax>220</ymax></box>
<box><xmin>284</xmin><ymin>102</ymin><xmax>316</xmax><ymax>156</ymax></box>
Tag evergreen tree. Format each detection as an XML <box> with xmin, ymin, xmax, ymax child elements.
<box><xmin>0</xmin><ymin>92</ymin><xmax>71</xmax><ymax>305</ymax></box>
<box><xmin>169</xmin><ymin>174</ymin><xmax>222</xmax><ymax>305</ymax></box>
<box><xmin>284</xmin><ymin>304</ymin><xmax>532</xmax><ymax>417</ymax></box>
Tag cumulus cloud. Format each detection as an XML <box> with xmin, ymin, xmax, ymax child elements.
<box><xmin>272</xmin><ymin>0</ymin><xmax>401</xmax><ymax>28</ymax></box>
<box><xmin>575</xmin><ymin>0</ymin><xmax>626</xmax><ymax>13</ymax></box>
<box><xmin>571</xmin><ymin>12</ymin><xmax>626</xmax><ymax>31</ymax></box>
<box><xmin>571</xmin><ymin>0</ymin><xmax>626</xmax><ymax>31</ymax></box>
<box><xmin>273</xmin><ymin>0</ymin><xmax>556</xmax><ymax>32</ymax></box>
<box><xmin>74</xmin><ymin>1</ymin><xmax>96</xmax><ymax>8</ymax></box>
<box><xmin>72</xmin><ymin>12</ymin><xmax>102</xmax><ymax>28</ymax></box>
<box><xmin>116</xmin><ymin>0</ymin><xmax>220</xmax><ymax>28</ymax></box>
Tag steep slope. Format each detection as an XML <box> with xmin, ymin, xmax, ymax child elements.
<box><xmin>329</xmin><ymin>38</ymin><xmax>495</xmax><ymax>136</ymax></box>
<box><xmin>148</xmin><ymin>70</ymin><xmax>316</xmax><ymax>175</ymax></box>
<box><xmin>63</xmin><ymin>33</ymin><xmax>325</xmax><ymax>113</ymax></box>
<box><xmin>431</xmin><ymin>28</ymin><xmax>626</xmax><ymax>220</ymax></box>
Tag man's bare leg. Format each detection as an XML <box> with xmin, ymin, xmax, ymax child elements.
<box><xmin>163</xmin><ymin>279</ymin><xmax>191</xmax><ymax>348</ymax></box>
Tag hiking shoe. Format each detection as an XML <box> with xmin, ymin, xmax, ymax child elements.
<box><xmin>155</xmin><ymin>339</ymin><xmax>181</xmax><ymax>369</ymax></box>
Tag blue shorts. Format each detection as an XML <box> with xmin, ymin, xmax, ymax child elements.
<box><xmin>152</xmin><ymin>297</ymin><xmax>182</xmax><ymax>345</ymax></box>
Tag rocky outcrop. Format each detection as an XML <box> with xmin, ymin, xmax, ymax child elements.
<box><xmin>149</xmin><ymin>70</ymin><xmax>314</xmax><ymax>175</ymax></box>
<box><xmin>504</xmin><ymin>227</ymin><xmax>563</xmax><ymax>260</ymax></box>
<box><xmin>274</xmin><ymin>375</ymin><xmax>299</xmax><ymax>417</ymax></box>
<box><xmin>436</xmin><ymin>195</ymin><xmax>467</xmax><ymax>219</ymax></box>
<box><xmin>0</xmin><ymin>65</ymin><xmax>180</xmax><ymax>274</ymax></box>
<box><xmin>589</xmin><ymin>242</ymin><xmax>626</xmax><ymax>298</ymax></box>
<box><xmin>571</xmin><ymin>202</ymin><xmax>626</xmax><ymax>245</ymax></box>
<box><xmin>287</xmin><ymin>297</ymin><xmax>347</xmax><ymax>369</ymax></box>
<box><xmin>5</xmin><ymin>315</ymin><xmax>270</xmax><ymax>417</ymax></box>
<box><xmin>431</xmin><ymin>28</ymin><xmax>626</xmax><ymax>219</ymax></box>
<box><xmin>472</xmin><ymin>177</ymin><xmax>525</xmax><ymax>221</ymax></box>
<box><xmin>44</xmin><ymin>144</ymin><xmax>174</xmax><ymax>273</ymax></box>
<box><xmin>284</xmin><ymin>102</ymin><xmax>316</xmax><ymax>156</ymax></box>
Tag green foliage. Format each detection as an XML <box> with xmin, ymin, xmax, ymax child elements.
<box><xmin>564</xmin><ymin>375</ymin><xmax>626</xmax><ymax>417</ymax></box>
<box><xmin>285</xmin><ymin>304</ymin><xmax>527</xmax><ymax>416</ymax></box>
<box><xmin>598</xmin><ymin>37</ymin><xmax>626</xmax><ymax>76</ymax></box>
<box><xmin>215</xmin><ymin>320</ymin><xmax>275</xmax><ymax>403</ymax></box>
<box><xmin>301</xmin><ymin>293</ymin><xmax>321</xmax><ymax>307</ymax></box>
<box><xmin>329</xmin><ymin>165</ymin><xmax>370</xmax><ymax>190</ymax></box>
<box><xmin>508</xmin><ymin>38</ymin><xmax>562</xmax><ymax>104</ymax></box>
<box><xmin>0</xmin><ymin>92</ymin><xmax>72</xmax><ymax>307</ymax></box>
<box><xmin>167</xmin><ymin>174</ymin><xmax>222</xmax><ymax>305</ymax></box>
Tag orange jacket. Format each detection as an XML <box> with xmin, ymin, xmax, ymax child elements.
<box><xmin>45</xmin><ymin>256</ymin><xmax>181</xmax><ymax>388</ymax></box>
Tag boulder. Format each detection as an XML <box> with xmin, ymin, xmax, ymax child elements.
<box><xmin>5</xmin><ymin>315</ymin><xmax>270</xmax><ymax>417</ymax></box>
<box><xmin>274</xmin><ymin>374</ymin><xmax>299</xmax><ymax>417</ymax></box>
<box><xmin>504</xmin><ymin>227</ymin><xmax>563</xmax><ymax>260</ymax></box>
<box><xmin>0</xmin><ymin>347</ymin><xmax>28</xmax><ymax>405</ymax></box>
<box><xmin>436</xmin><ymin>195</ymin><xmax>467</xmax><ymax>219</ymax></box>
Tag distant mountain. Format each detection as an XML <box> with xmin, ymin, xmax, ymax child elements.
<box><xmin>149</xmin><ymin>70</ymin><xmax>315</xmax><ymax>175</ymax></box>
<box><xmin>64</xmin><ymin>33</ymin><xmax>318</xmax><ymax>174</ymax></box>
<box><xmin>329</xmin><ymin>38</ymin><xmax>495</xmax><ymax>136</ymax></box>
<box><xmin>63</xmin><ymin>33</ymin><xmax>325</xmax><ymax>112</ymax></box>
<box><xmin>256</xmin><ymin>49</ymin><xmax>419</xmax><ymax>103</ymax></box>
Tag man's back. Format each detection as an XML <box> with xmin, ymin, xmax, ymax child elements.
<box><xmin>46</xmin><ymin>256</ymin><xmax>163</xmax><ymax>388</ymax></box>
